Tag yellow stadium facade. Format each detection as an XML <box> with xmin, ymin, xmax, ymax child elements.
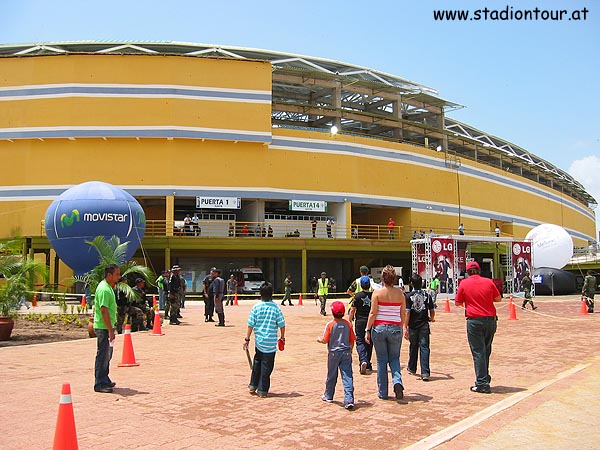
<box><xmin>0</xmin><ymin>43</ymin><xmax>596</xmax><ymax>294</ymax></box>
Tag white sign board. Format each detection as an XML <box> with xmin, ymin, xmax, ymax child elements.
<box><xmin>289</xmin><ymin>200</ymin><xmax>327</xmax><ymax>212</ymax></box>
<box><xmin>196</xmin><ymin>196</ymin><xmax>241</xmax><ymax>209</ymax></box>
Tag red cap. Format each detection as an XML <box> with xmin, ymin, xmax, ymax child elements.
<box><xmin>466</xmin><ymin>261</ymin><xmax>480</xmax><ymax>271</ymax></box>
<box><xmin>330</xmin><ymin>301</ymin><xmax>346</xmax><ymax>316</ymax></box>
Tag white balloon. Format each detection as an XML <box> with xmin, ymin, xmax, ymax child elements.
<box><xmin>525</xmin><ymin>224</ymin><xmax>573</xmax><ymax>269</ymax></box>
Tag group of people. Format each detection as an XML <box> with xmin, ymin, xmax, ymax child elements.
<box><xmin>93</xmin><ymin>259</ymin><xmax>504</xmax><ymax>403</ymax></box>
<box><xmin>155</xmin><ymin>266</ymin><xmax>186</xmax><ymax>325</ymax></box>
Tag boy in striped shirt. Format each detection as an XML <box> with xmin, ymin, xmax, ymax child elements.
<box><xmin>244</xmin><ymin>282</ymin><xmax>286</xmax><ymax>398</ymax></box>
<box><xmin>317</xmin><ymin>301</ymin><xmax>356</xmax><ymax>410</ymax></box>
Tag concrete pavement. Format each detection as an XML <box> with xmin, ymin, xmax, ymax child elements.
<box><xmin>1</xmin><ymin>295</ymin><xmax>599</xmax><ymax>449</ymax></box>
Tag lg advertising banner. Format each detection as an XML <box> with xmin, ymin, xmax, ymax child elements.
<box><xmin>432</xmin><ymin>238</ymin><xmax>455</xmax><ymax>293</ymax></box>
<box><xmin>416</xmin><ymin>244</ymin><xmax>427</xmax><ymax>279</ymax></box>
<box><xmin>512</xmin><ymin>241</ymin><xmax>532</xmax><ymax>290</ymax></box>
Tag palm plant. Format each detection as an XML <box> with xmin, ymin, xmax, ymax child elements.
<box><xmin>0</xmin><ymin>240</ymin><xmax>48</xmax><ymax>317</ymax></box>
<box><xmin>77</xmin><ymin>235</ymin><xmax>154</xmax><ymax>303</ymax></box>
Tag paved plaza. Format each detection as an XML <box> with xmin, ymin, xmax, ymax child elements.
<box><xmin>1</xmin><ymin>295</ymin><xmax>599</xmax><ymax>449</ymax></box>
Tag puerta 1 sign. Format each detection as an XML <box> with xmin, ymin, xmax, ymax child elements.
<box><xmin>44</xmin><ymin>181</ymin><xmax>146</xmax><ymax>275</ymax></box>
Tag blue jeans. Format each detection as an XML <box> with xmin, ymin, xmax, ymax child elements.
<box><xmin>323</xmin><ymin>350</ymin><xmax>354</xmax><ymax>404</ymax></box>
<box><xmin>249</xmin><ymin>348</ymin><xmax>276</xmax><ymax>395</ymax></box>
<box><xmin>158</xmin><ymin>289</ymin><xmax>165</xmax><ymax>310</ymax></box>
<box><xmin>408</xmin><ymin>324</ymin><xmax>431</xmax><ymax>377</ymax></box>
<box><xmin>466</xmin><ymin>317</ymin><xmax>497</xmax><ymax>388</ymax></box>
<box><xmin>372</xmin><ymin>324</ymin><xmax>403</xmax><ymax>399</ymax></box>
<box><xmin>94</xmin><ymin>329</ymin><xmax>114</xmax><ymax>389</ymax></box>
<box><xmin>355</xmin><ymin>317</ymin><xmax>373</xmax><ymax>369</ymax></box>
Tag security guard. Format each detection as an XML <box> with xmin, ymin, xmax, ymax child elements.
<box><xmin>318</xmin><ymin>272</ymin><xmax>330</xmax><ymax>315</ymax></box>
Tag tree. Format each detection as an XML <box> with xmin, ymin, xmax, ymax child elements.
<box><xmin>77</xmin><ymin>236</ymin><xmax>154</xmax><ymax>303</ymax></box>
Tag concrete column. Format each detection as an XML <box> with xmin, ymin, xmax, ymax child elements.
<box><xmin>392</xmin><ymin>96</ymin><xmax>403</xmax><ymax>140</ymax></box>
<box><xmin>166</xmin><ymin>195</ymin><xmax>174</xmax><ymax>237</ymax></box>
<box><xmin>164</xmin><ymin>247</ymin><xmax>171</xmax><ymax>270</ymax></box>
<box><xmin>301</xmin><ymin>248</ymin><xmax>307</xmax><ymax>295</ymax></box>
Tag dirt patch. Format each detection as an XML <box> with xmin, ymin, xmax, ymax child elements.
<box><xmin>0</xmin><ymin>318</ymin><xmax>90</xmax><ymax>347</ymax></box>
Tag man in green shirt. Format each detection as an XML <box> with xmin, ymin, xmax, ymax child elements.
<box><xmin>429</xmin><ymin>273</ymin><xmax>440</xmax><ymax>308</ymax></box>
<box><xmin>94</xmin><ymin>264</ymin><xmax>120</xmax><ymax>393</ymax></box>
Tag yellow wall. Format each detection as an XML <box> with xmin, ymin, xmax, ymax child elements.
<box><xmin>0</xmin><ymin>53</ymin><xmax>595</xmax><ymax>249</ymax></box>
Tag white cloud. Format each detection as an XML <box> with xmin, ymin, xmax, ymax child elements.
<box><xmin>569</xmin><ymin>155</ymin><xmax>600</xmax><ymax>240</ymax></box>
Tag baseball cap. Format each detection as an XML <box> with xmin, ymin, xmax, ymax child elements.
<box><xmin>171</xmin><ymin>265</ymin><xmax>181</xmax><ymax>271</ymax></box>
<box><xmin>330</xmin><ymin>301</ymin><xmax>345</xmax><ymax>316</ymax></box>
<box><xmin>466</xmin><ymin>261</ymin><xmax>480</xmax><ymax>271</ymax></box>
<box><xmin>360</xmin><ymin>276</ymin><xmax>371</xmax><ymax>290</ymax></box>
<box><xmin>135</xmin><ymin>278</ymin><xmax>145</xmax><ymax>284</ymax></box>
<box><xmin>359</xmin><ymin>265</ymin><xmax>369</xmax><ymax>272</ymax></box>
<box><xmin>321</xmin><ymin>271</ymin><xmax>326</xmax><ymax>276</ymax></box>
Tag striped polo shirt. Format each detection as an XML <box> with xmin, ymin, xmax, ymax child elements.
<box><xmin>247</xmin><ymin>300</ymin><xmax>285</xmax><ymax>353</ymax></box>
<box><xmin>374</xmin><ymin>301</ymin><xmax>403</xmax><ymax>326</ymax></box>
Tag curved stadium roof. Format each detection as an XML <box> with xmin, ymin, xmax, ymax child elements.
<box><xmin>0</xmin><ymin>40</ymin><xmax>595</xmax><ymax>208</ymax></box>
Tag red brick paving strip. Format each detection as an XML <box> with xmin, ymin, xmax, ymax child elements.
<box><xmin>0</xmin><ymin>296</ymin><xmax>598</xmax><ymax>449</ymax></box>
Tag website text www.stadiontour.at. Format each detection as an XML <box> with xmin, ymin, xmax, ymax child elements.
<box><xmin>433</xmin><ymin>5</ymin><xmax>589</xmax><ymax>22</ymax></box>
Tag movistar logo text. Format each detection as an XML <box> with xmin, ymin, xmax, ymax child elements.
<box><xmin>60</xmin><ymin>209</ymin><xmax>80</xmax><ymax>228</ymax></box>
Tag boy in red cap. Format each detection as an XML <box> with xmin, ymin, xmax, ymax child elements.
<box><xmin>317</xmin><ymin>301</ymin><xmax>356</xmax><ymax>410</ymax></box>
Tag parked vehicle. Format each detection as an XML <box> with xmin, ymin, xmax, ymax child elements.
<box><xmin>229</xmin><ymin>266</ymin><xmax>265</xmax><ymax>296</ymax></box>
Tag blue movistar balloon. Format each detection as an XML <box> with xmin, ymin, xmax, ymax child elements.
<box><xmin>44</xmin><ymin>181</ymin><xmax>146</xmax><ymax>275</ymax></box>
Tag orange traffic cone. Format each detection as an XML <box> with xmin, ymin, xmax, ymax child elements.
<box><xmin>297</xmin><ymin>293</ymin><xmax>303</xmax><ymax>307</ymax></box>
<box><xmin>508</xmin><ymin>296</ymin><xmax>518</xmax><ymax>320</ymax></box>
<box><xmin>52</xmin><ymin>383</ymin><xmax>79</xmax><ymax>450</ymax></box>
<box><xmin>580</xmin><ymin>297</ymin><xmax>589</xmax><ymax>315</ymax></box>
<box><xmin>150</xmin><ymin>310</ymin><xmax>165</xmax><ymax>336</ymax></box>
<box><xmin>444</xmin><ymin>298</ymin><xmax>451</xmax><ymax>313</ymax></box>
<box><xmin>118</xmin><ymin>324</ymin><xmax>140</xmax><ymax>367</ymax></box>
<box><xmin>32</xmin><ymin>293</ymin><xmax>37</xmax><ymax>307</ymax></box>
<box><xmin>234</xmin><ymin>293</ymin><xmax>239</xmax><ymax>306</ymax></box>
<box><xmin>80</xmin><ymin>295</ymin><xmax>86</xmax><ymax>308</ymax></box>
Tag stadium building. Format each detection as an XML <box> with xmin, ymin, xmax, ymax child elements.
<box><xmin>0</xmin><ymin>41</ymin><xmax>596</xmax><ymax>294</ymax></box>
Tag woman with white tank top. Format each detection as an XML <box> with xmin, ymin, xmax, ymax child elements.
<box><xmin>365</xmin><ymin>265</ymin><xmax>407</xmax><ymax>400</ymax></box>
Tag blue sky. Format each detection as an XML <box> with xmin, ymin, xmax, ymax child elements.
<box><xmin>1</xmin><ymin>0</ymin><xmax>599</xmax><ymax>237</ymax></box>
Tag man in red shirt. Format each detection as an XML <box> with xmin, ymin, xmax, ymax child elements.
<box><xmin>454</xmin><ymin>261</ymin><xmax>501</xmax><ymax>394</ymax></box>
<box><xmin>387</xmin><ymin>217</ymin><xmax>395</xmax><ymax>240</ymax></box>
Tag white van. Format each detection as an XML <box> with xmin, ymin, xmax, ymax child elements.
<box><xmin>229</xmin><ymin>266</ymin><xmax>265</xmax><ymax>296</ymax></box>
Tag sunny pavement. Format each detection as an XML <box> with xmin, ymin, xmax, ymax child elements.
<box><xmin>0</xmin><ymin>295</ymin><xmax>599</xmax><ymax>449</ymax></box>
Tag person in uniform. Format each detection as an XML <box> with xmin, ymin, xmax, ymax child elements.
<box><xmin>582</xmin><ymin>270</ymin><xmax>597</xmax><ymax>313</ymax></box>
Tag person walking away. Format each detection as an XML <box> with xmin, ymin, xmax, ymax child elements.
<box><xmin>348</xmin><ymin>276</ymin><xmax>374</xmax><ymax>375</ymax></box>
<box><xmin>404</xmin><ymin>274</ymin><xmax>435</xmax><ymax>381</ymax></box>
<box><xmin>311</xmin><ymin>218</ymin><xmax>317</xmax><ymax>238</ymax></box>
<box><xmin>202</xmin><ymin>268</ymin><xmax>215</xmax><ymax>322</ymax></box>
<box><xmin>520</xmin><ymin>271</ymin><xmax>536</xmax><ymax>310</ymax></box>
<box><xmin>281</xmin><ymin>273</ymin><xmax>293</xmax><ymax>306</ymax></box>
<box><xmin>318</xmin><ymin>272</ymin><xmax>330</xmax><ymax>315</ymax></box>
<box><xmin>458</xmin><ymin>223</ymin><xmax>465</xmax><ymax>235</ymax></box>
<box><xmin>212</xmin><ymin>269</ymin><xmax>226</xmax><ymax>326</ymax></box>
<box><xmin>167</xmin><ymin>265</ymin><xmax>183</xmax><ymax>325</ymax></box>
<box><xmin>365</xmin><ymin>265</ymin><xmax>406</xmax><ymax>401</ymax></box>
<box><xmin>454</xmin><ymin>261</ymin><xmax>501</xmax><ymax>394</ymax></box>
<box><xmin>226</xmin><ymin>274</ymin><xmax>237</xmax><ymax>306</ymax></box>
<box><xmin>318</xmin><ymin>301</ymin><xmax>356</xmax><ymax>410</ymax></box>
<box><xmin>93</xmin><ymin>264</ymin><xmax>120</xmax><ymax>393</ymax></box>
<box><xmin>582</xmin><ymin>270</ymin><xmax>597</xmax><ymax>313</ymax></box>
<box><xmin>243</xmin><ymin>282</ymin><xmax>286</xmax><ymax>398</ymax></box>
<box><xmin>428</xmin><ymin>273</ymin><xmax>440</xmax><ymax>308</ymax></box>
<box><xmin>387</xmin><ymin>217</ymin><xmax>395</xmax><ymax>239</ymax></box>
